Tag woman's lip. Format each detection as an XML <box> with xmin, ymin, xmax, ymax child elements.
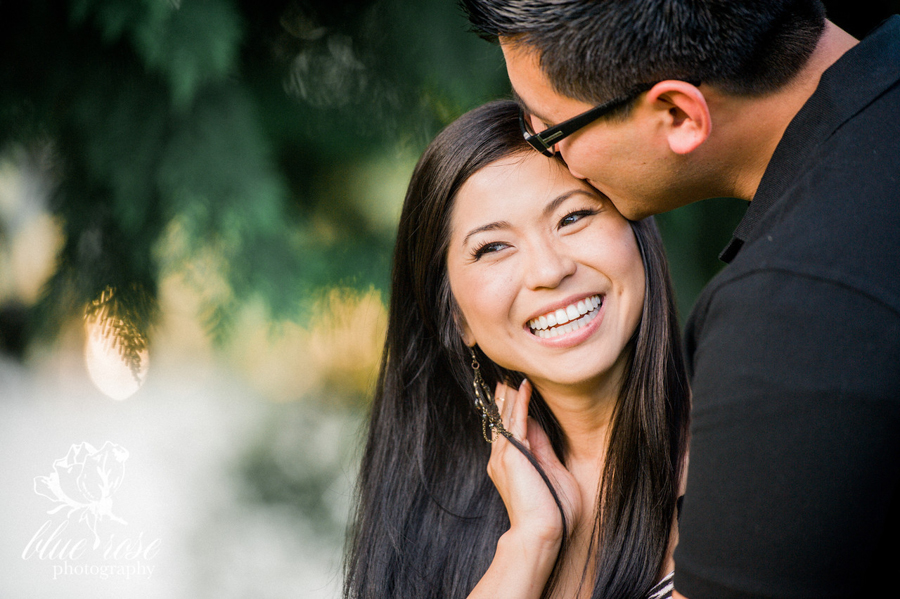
<box><xmin>524</xmin><ymin>292</ymin><xmax>604</xmax><ymax>325</ymax></box>
<box><xmin>527</xmin><ymin>299</ymin><xmax>605</xmax><ymax>348</ymax></box>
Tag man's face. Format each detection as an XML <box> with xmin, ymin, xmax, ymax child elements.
<box><xmin>501</xmin><ymin>42</ymin><xmax>694</xmax><ymax>220</ymax></box>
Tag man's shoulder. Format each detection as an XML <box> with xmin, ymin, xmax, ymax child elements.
<box><xmin>686</xmin><ymin>173</ymin><xmax>900</xmax><ymax>366</ymax></box>
<box><xmin>720</xmin><ymin>17</ymin><xmax>900</xmax><ymax>270</ymax></box>
<box><xmin>709</xmin><ymin>48</ymin><xmax>900</xmax><ymax>317</ymax></box>
<box><xmin>775</xmin><ymin>16</ymin><xmax>900</xmax><ymax>192</ymax></box>
<box><xmin>684</xmin><ymin>264</ymin><xmax>900</xmax><ymax>393</ymax></box>
<box><xmin>699</xmin><ymin>153</ymin><xmax>900</xmax><ymax>317</ymax></box>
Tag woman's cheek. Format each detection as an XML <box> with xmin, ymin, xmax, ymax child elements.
<box><xmin>465</xmin><ymin>268</ymin><xmax>519</xmax><ymax>339</ymax></box>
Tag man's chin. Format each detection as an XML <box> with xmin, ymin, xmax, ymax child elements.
<box><xmin>603</xmin><ymin>195</ymin><xmax>652</xmax><ymax>222</ymax></box>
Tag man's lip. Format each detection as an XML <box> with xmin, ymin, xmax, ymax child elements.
<box><xmin>524</xmin><ymin>292</ymin><xmax>604</xmax><ymax>327</ymax></box>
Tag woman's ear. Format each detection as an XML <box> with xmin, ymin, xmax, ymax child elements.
<box><xmin>459</xmin><ymin>320</ymin><xmax>476</xmax><ymax>348</ymax></box>
<box><xmin>645</xmin><ymin>80</ymin><xmax>712</xmax><ymax>155</ymax></box>
<box><xmin>448</xmin><ymin>291</ymin><xmax>476</xmax><ymax>346</ymax></box>
<box><xmin>455</xmin><ymin>309</ymin><xmax>476</xmax><ymax>347</ymax></box>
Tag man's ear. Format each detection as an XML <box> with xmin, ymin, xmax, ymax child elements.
<box><xmin>645</xmin><ymin>80</ymin><xmax>711</xmax><ymax>155</ymax></box>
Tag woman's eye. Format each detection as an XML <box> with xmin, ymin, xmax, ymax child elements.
<box><xmin>559</xmin><ymin>209</ymin><xmax>597</xmax><ymax>228</ymax></box>
<box><xmin>471</xmin><ymin>241</ymin><xmax>507</xmax><ymax>260</ymax></box>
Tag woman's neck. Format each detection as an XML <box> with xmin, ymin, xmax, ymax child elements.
<box><xmin>533</xmin><ymin>371</ymin><xmax>621</xmax><ymax>467</ymax></box>
<box><xmin>530</xmin><ymin>366</ymin><xmax>634</xmax><ymax>598</ymax></box>
<box><xmin>539</xmin><ymin>384</ymin><xmax>618</xmax><ymax>599</ymax></box>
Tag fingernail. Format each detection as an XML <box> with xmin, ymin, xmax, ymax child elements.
<box><xmin>519</xmin><ymin>378</ymin><xmax>528</xmax><ymax>390</ymax></box>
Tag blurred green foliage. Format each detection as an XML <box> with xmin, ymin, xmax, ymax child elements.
<box><xmin>0</xmin><ymin>0</ymin><xmax>895</xmax><ymax>359</ymax></box>
<box><xmin>0</xmin><ymin>0</ymin><xmax>508</xmax><ymax>358</ymax></box>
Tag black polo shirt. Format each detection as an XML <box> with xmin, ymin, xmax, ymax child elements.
<box><xmin>675</xmin><ymin>16</ymin><xmax>900</xmax><ymax>599</ymax></box>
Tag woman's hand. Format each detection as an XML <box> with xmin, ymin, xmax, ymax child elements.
<box><xmin>468</xmin><ymin>379</ymin><xmax>582</xmax><ymax>599</ymax></box>
<box><xmin>489</xmin><ymin>379</ymin><xmax>582</xmax><ymax>545</ymax></box>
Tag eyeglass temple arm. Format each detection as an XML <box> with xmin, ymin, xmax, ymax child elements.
<box><xmin>538</xmin><ymin>80</ymin><xmax>701</xmax><ymax>143</ymax></box>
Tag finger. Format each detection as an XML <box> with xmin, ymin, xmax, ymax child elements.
<box><xmin>494</xmin><ymin>381</ymin><xmax>524</xmax><ymax>445</ymax></box>
<box><xmin>527</xmin><ymin>416</ymin><xmax>560</xmax><ymax>467</ymax></box>
<box><xmin>489</xmin><ymin>382</ymin><xmax>510</xmax><ymax>446</ymax></box>
<box><xmin>495</xmin><ymin>381</ymin><xmax>516</xmax><ymax>425</ymax></box>
<box><xmin>494</xmin><ymin>382</ymin><xmax>508</xmax><ymax>418</ymax></box>
<box><xmin>488</xmin><ymin>383</ymin><xmax>510</xmax><ymax>472</ymax></box>
<box><xmin>507</xmin><ymin>378</ymin><xmax>532</xmax><ymax>439</ymax></box>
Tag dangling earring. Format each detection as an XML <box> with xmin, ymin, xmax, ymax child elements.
<box><xmin>470</xmin><ymin>348</ymin><xmax>512</xmax><ymax>443</ymax></box>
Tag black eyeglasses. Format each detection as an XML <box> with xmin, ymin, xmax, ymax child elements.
<box><xmin>520</xmin><ymin>81</ymin><xmax>695</xmax><ymax>156</ymax></box>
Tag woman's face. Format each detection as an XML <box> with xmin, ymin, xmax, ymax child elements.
<box><xmin>446</xmin><ymin>152</ymin><xmax>645</xmax><ymax>396</ymax></box>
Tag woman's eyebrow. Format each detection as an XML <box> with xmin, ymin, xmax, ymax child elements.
<box><xmin>462</xmin><ymin>220</ymin><xmax>511</xmax><ymax>247</ymax></box>
<box><xmin>543</xmin><ymin>189</ymin><xmax>601</xmax><ymax>217</ymax></box>
<box><xmin>461</xmin><ymin>189</ymin><xmax>599</xmax><ymax>247</ymax></box>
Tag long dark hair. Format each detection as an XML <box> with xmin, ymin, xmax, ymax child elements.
<box><xmin>343</xmin><ymin>100</ymin><xmax>690</xmax><ymax>599</ymax></box>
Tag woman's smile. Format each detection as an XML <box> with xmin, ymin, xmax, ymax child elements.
<box><xmin>526</xmin><ymin>293</ymin><xmax>602</xmax><ymax>339</ymax></box>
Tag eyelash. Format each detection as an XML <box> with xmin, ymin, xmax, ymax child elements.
<box><xmin>559</xmin><ymin>208</ymin><xmax>598</xmax><ymax>227</ymax></box>
<box><xmin>470</xmin><ymin>240</ymin><xmax>507</xmax><ymax>261</ymax></box>
<box><xmin>469</xmin><ymin>207</ymin><xmax>599</xmax><ymax>261</ymax></box>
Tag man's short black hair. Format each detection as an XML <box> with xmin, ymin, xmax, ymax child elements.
<box><xmin>462</xmin><ymin>0</ymin><xmax>827</xmax><ymax>103</ymax></box>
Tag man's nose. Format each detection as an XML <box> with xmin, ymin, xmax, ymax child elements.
<box><xmin>557</xmin><ymin>145</ymin><xmax>586</xmax><ymax>180</ymax></box>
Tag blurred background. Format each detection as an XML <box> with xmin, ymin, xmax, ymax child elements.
<box><xmin>0</xmin><ymin>1</ymin><xmax>896</xmax><ymax>597</ymax></box>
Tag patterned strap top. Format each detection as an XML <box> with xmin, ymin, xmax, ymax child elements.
<box><xmin>646</xmin><ymin>571</ymin><xmax>674</xmax><ymax>599</ymax></box>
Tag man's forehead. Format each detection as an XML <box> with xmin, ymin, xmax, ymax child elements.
<box><xmin>500</xmin><ymin>41</ymin><xmax>558</xmax><ymax>122</ymax></box>
<box><xmin>506</xmin><ymin>89</ymin><xmax>540</xmax><ymax>121</ymax></box>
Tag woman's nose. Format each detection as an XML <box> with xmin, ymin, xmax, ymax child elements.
<box><xmin>523</xmin><ymin>240</ymin><xmax>576</xmax><ymax>290</ymax></box>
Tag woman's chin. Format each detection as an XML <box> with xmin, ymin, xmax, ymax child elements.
<box><xmin>520</xmin><ymin>357</ymin><xmax>627</xmax><ymax>399</ymax></box>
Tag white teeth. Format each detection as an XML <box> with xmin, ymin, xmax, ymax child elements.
<box><xmin>527</xmin><ymin>295</ymin><xmax>603</xmax><ymax>335</ymax></box>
